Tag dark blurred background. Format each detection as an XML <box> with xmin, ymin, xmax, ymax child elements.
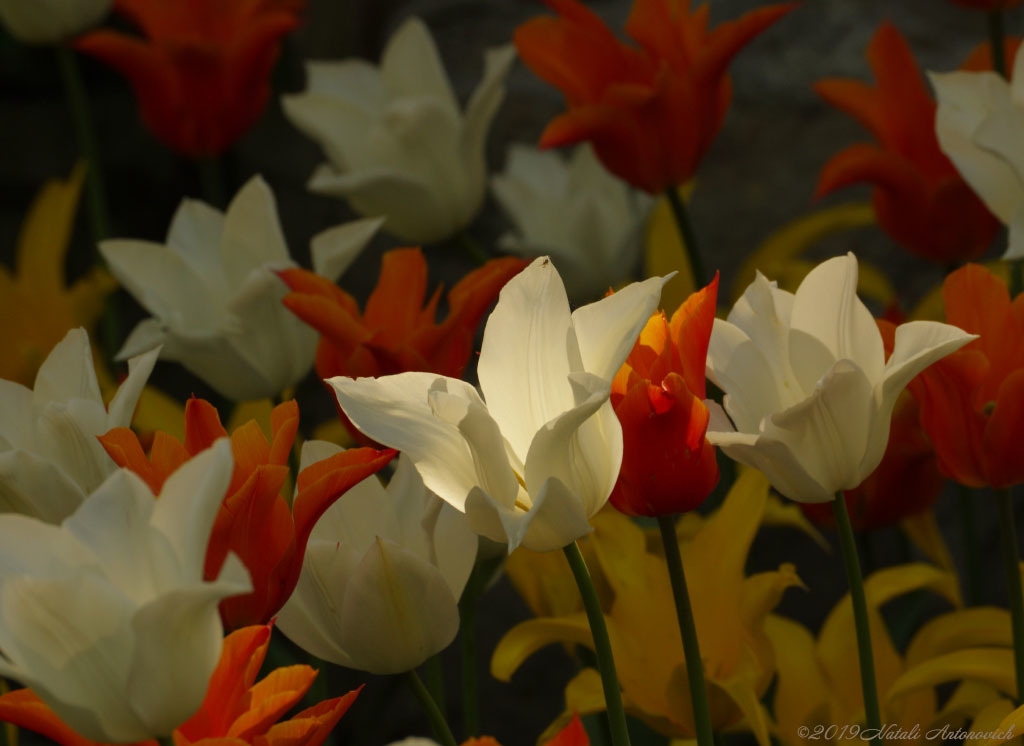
<box><xmin>1</xmin><ymin>1</ymin><xmax>1021</xmax><ymax>743</ymax></box>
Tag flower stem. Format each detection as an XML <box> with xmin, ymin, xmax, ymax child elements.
<box><xmin>563</xmin><ymin>540</ymin><xmax>632</xmax><ymax>746</ymax></box>
<box><xmin>997</xmin><ymin>489</ymin><xmax>1024</xmax><ymax>702</ymax></box>
<box><xmin>665</xmin><ymin>187</ymin><xmax>707</xmax><ymax>290</ymax></box>
<box><xmin>957</xmin><ymin>485</ymin><xmax>983</xmax><ymax>606</ymax></box>
<box><xmin>405</xmin><ymin>669</ymin><xmax>458</xmax><ymax>746</ymax></box>
<box><xmin>656</xmin><ymin>515</ymin><xmax>714</xmax><ymax>746</ymax></box>
<box><xmin>422</xmin><ymin>655</ymin><xmax>446</xmax><ymax>716</ymax></box>
<box><xmin>458</xmin><ymin>554</ymin><xmax>503</xmax><ymax>739</ymax></box>
<box><xmin>56</xmin><ymin>44</ymin><xmax>109</xmax><ymax>243</ymax></box>
<box><xmin>989</xmin><ymin>9</ymin><xmax>1007</xmax><ymax>78</ymax></box>
<box><xmin>832</xmin><ymin>492</ymin><xmax>882</xmax><ymax>741</ymax></box>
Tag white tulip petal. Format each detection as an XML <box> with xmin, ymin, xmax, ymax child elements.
<box><xmin>477</xmin><ymin>257</ymin><xmax>576</xmax><ymax>461</ymax></box>
<box><xmin>32</xmin><ymin>329</ymin><xmax>102</xmax><ymax>408</ymax></box>
<box><xmin>380</xmin><ymin>18</ymin><xmax>459</xmax><ymax>116</ymax></box>
<box><xmin>462</xmin><ymin>44</ymin><xmax>517</xmax><ymax>170</ymax></box>
<box><xmin>974</xmin><ymin>96</ymin><xmax>1024</xmax><ymax>183</ymax></box>
<box><xmin>515</xmin><ymin>476</ymin><xmax>594</xmax><ymax>553</ymax></box>
<box><xmin>763</xmin><ymin>359</ymin><xmax>876</xmax><ymax>495</ymax></box>
<box><xmin>330</xmin><ymin>373</ymin><xmax>482</xmax><ymax>510</ymax></box>
<box><xmin>707</xmin><ymin>318</ymin><xmax>787</xmax><ymax>432</ymax></box>
<box><xmin>931</xmin><ymin>70</ymin><xmax>1024</xmax><ymax>224</ymax></box>
<box><xmin>106</xmin><ymin>345</ymin><xmax>160</xmax><ymax>429</ymax></box>
<box><xmin>433</xmin><ymin>504</ymin><xmax>477</xmax><ymax>599</ymax></box>
<box><xmin>0</xmin><ymin>514</ymin><xmax>93</xmax><ymax>578</ymax></box>
<box><xmin>283</xmin><ymin>94</ymin><xmax>377</xmax><ymax>170</ymax></box>
<box><xmin>35</xmin><ymin>398</ymin><xmax>113</xmax><ymax>492</ymax></box>
<box><xmin>570</xmin><ymin>274</ymin><xmax>667</xmax><ymax>382</ymax></box>
<box><xmin>150</xmin><ymin>439</ymin><xmax>234</xmax><ymax>581</ymax></box>
<box><xmin>710</xmin><ymin>430</ymin><xmax>832</xmax><ymax>503</ymax></box>
<box><xmin>220</xmin><ymin>177</ymin><xmax>291</xmax><ymax>287</ymax></box>
<box><xmin>1008</xmin><ymin>204</ymin><xmax>1024</xmax><ymax>261</ymax></box>
<box><xmin>523</xmin><ymin>372</ymin><xmax>614</xmax><ymax>515</ymax></box>
<box><xmin>463</xmin><ymin>487</ymin><xmax>516</xmax><ymax>547</ymax></box>
<box><xmin>115</xmin><ymin>319</ymin><xmax>166</xmax><ymax>361</ymax></box>
<box><xmin>790</xmin><ymin>254</ymin><xmax>884</xmax><ymax>383</ymax></box>
<box><xmin>165</xmin><ymin>198</ymin><xmax>226</xmax><ymax>285</ymax></box>
<box><xmin>881</xmin><ymin>321</ymin><xmax>977</xmax><ymax>407</ymax></box>
<box><xmin>126</xmin><ymin>577</ymin><xmax>246</xmax><ymax>736</ymax></box>
<box><xmin>313</xmin><ymin>474</ymin><xmax>393</xmax><ymax>557</ymax></box>
<box><xmin>0</xmin><ymin>573</ymin><xmax>144</xmax><ymax>742</ymax></box>
<box><xmin>336</xmin><ymin>537</ymin><xmax>460</xmax><ymax>674</ymax></box>
<box><xmin>297</xmin><ymin>439</ymin><xmax>342</xmax><ymax>472</ymax></box>
<box><xmin>0</xmin><ymin>380</ymin><xmax>33</xmax><ymax>450</ymax></box>
<box><xmin>311</xmin><ymin>216</ymin><xmax>383</xmax><ymax>282</ymax></box>
<box><xmin>0</xmin><ymin>451</ymin><xmax>87</xmax><ymax>523</ymax></box>
<box><xmin>305</xmin><ymin>60</ymin><xmax>385</xmax><ymax>108</ymax></box>
<box><xmin>727</xmin><ymin>273</ymin><xmax>802</xmax><ymax>387</ymax></box>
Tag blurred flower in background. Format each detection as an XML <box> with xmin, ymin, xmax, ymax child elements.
<box><xmin>283</xmin><ymin>17</ymin><xmax>516</xmax><ymax>244</ymax></box>
<box><xmin>491</xmin><ymin>143</ymin><xmax>651</xmax><ymax>303</ymax></box>
<box><xmin>76</xmin><ymin>0</ymin><xmax>303</xmax><ymax>156</ymax></box>
<box><xmin>0</xmin><ymin>0</ymin><xmax>110</xmax><ymax>44</ymax></box>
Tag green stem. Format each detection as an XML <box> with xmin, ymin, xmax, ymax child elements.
<box><xmin>563</xmin><ymin>541</ymin><xmax>632</xmax><ymax>746</ymax></box>
<box><xmin>997</xmin><ymin>489</ymin><xmax>1024</xmax><ymax>703</ymax></box>
<box><xmin>656</xmin><ymin>516</ymin><xmax>714</xmax><ymax>746</ymax></box>
<box><xmin>458</xmin><ymin>555</ymin><xmax>503</xmax><ymax>739</ymax></box>
<box><xmin>665</xmin><ymin>187</ymin><xmax>707</xmax><ymax>290</ymax></box>
<box><xmin>989</xmin><ymin>9</ymin><xmax>1007</xmax><ymax>78</ymax></box>
<box><xmin>405</xmin><ymin>670</ymin><xmax>458</xmax><ymax>746</ymax></box>
<box><xmin>422</xmin><ymin>655</ymin><xmax>446</xmax><ymax>717</ymax></box>
<box><xmin>56</xmin><ymin>44</ymin><xmax>109</xmax><ymax>243</ymax></box>
<box><xmin>832</xmin><ymin>492</ymin><xmax>882</xmax><ymax>741</ymax></box>
<box><xmin>457</xmin><ymin>231</ymin><xmax>489</xmax><ymax>266</ymax></box>
<box><xmin>957</xmin><ymin>485</ymin><xmax>983</xmax><ymax>606</ymax></box>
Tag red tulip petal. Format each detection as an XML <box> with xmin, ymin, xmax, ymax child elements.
<box><xmin>98</xmin><ymin>427</ymin><xmax>163</xmax><ymax>494</ymax></box>
<box><xmin>544</xmin><ymin>713</ymin><xmax>590</xmax><ymax>746</ymax></box>
<box><xmin>984</xmin><ymin>368</ymin><xmax>1024</xmax><ymax>488</ymax></box>
<box><xmin>668</xmin><ymin>272</ymin><xmax>718</xmax><ymax>400</ymax></box>
<box><xmin>185</xmin><ymin>397</ymin><xmax>228</xmax><ymax>455</ymax></box>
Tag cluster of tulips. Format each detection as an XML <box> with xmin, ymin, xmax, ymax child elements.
<box><xmin>2</xmin><ymin>0</ymin><xmax>1024</xmax><ymax>745</ymax></box>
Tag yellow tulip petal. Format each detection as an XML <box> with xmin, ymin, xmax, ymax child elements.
<box><xmin>310</xmin><ymin>418</ymin><xmax>356</xmax><ymax>449</ymax></box>
<box><xmin>888</xmin><ymin>649</ymin><xmax>1016</xmax><ymax>703</ymax></box>
<box><xmin>16</xmin><ymin>163</ymin><xmax>86</xmax><ymax>292</ymax></box>
<box><xmin>764</xmin><ymin>614</ymin><xmax>829</xmax><ymax>746</ymax></box>
<box><xmin>645</xmin><ymin>183</ymin><xmax>696</xmax><ymax>311</ymax></box>
<box><xmin>969</xmin><ymin>698</ymin><xmax>1016</xmax><ymax>744</ymax></box>
<box><xmin>935</xmin><ymin>681</ymin><xmax>1005</xmax><ymax>728</ymax></box>
<box><xmin>713</xmin><ymin>666</ymin><xmax>775</xmax><ymax>746</ymax></box>
<box><xmin>132</xmin><ymin>386</ymin><xmax>187</xmax><ymax>443</ymax></box>
<box><xmin>762</xmin><ymin>494</ymin><xmax>829</xmax><ymax>551</ymax></box>
<box><xmin>900</xmin><ymin>511</ymin><xmax>956</xmax><ymax>575</ymax></box>
<box><xmin>227</xmin><ymin>399</ymin><xmax>275</xmax><ymax>437</ymax></box>
<box><xmin>733</xmin><ymin>203</ymin><xmax>875</xmax><ymax>302</ymax></box>
<box><xmin>984</xmin><ymin>699</ymin><xmax>1024</xmax><ymax>746</ymax></box>
<box><xmin>905</xmin><ymin>607</ymin><xmax>1012</xmax><ymax>668</ymax></box>
<box><xmin>536</xmin><ymin>668</ymin><xmax>606</xmax><ymax>744</ymax></box>
<box><xmin>490</xmin><ymin>615</ymin><xmax>592</xmax><ymax>682</ymax></box>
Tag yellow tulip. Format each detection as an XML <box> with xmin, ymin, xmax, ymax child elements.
<box><xmin>0</xmin><ymin>163</ymin><xmax>115</xmax><ymax>386</ymax></box>
<box><xmin>495</xmin><ymin>467</ymin><xmax>802</xmax><ymax>745</ymax></box>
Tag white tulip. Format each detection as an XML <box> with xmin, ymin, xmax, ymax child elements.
<box><xmin>0</xmin><ymin>440</ymin><xmax>250</xmax><ymax>742</ymax></box>
<box><xmin>282</xmin><ymin>17</ymin><xmax>516</xmax><ymax>244</ymax></box>
<box><xmin>0</xmin><ymin>0</ymin><xmax>110</xmax><ymax>44</ymax></box>
<box><xmin>329</xmin><ymin>257</ymin><xmax>667</xmax><ymax>552</ymax></box>
<box><xmin>100</xmin><ymin>176</ymin><xmax>381</xmax><ymax>401</ymax></box>
<box><xmin>0</xmin><ymin>328</ymin><xmax>157</xmax><ymax>522</ymax></box>
<box><xmin>930</xmin><ymin>49</ymin><xmax>1024</xmax><ymax>260</ymax></box>
<box><xmin>491</xmin><ymin>143</ymin><xmax>652</xmax><ymax>302</ymax></box>
<box><xmin>277</xmin><ymin>445</ymin><xmax>477</xmax><ymax>675</ymax></box>
<box><xmin>705</xmin><ymin>253</ymin><xmax>974</xmax><ymax>503</ymax></box>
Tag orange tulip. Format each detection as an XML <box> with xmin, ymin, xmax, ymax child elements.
<box><xmin>76</xmin><ymin>0</ymin><xmax>302</xmax><ymax>157</ymax></box>
<box><xmin>99</xmin><ymin>397</ymin><xmax>396</xmax><ymax>629</ymax></box>
<box><xmin>514</xmin><ymin>0</ymin><xmax>794</xmax><ymax>194</ymax></box>
<box><xmin>815</xmin><ymin>22</ymin><xmax>998</xmax><ymax>264</ymax></box>
<box><xmin>609</xmin><ymin>274</ymin><xmax>719</xmax><ymax>516</ymax></box>
<box><xmin>0</xmin><ymin>624</ymin><xmax>359</xmax><ymax>746</ymax></box>
<box><xmin>801</xmin><ymin>320</ymin><xmax>944</xmax><ymax>530</ymax></box>
<box><xmin>909</xmin><ymin>264</ymin><xmax>1024</xmax><ymax>489</ymax></box>
<box><xmin>279</xmin><ymin>248</ymin><xmax>525</xmax><ymax>440</ymax></box>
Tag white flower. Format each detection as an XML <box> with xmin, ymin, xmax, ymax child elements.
<box><xmin>491</xmin><ymin>144</ymin><xmax>652</xmax><ymax>302</ymax></box>
<box><xmin>329</xmin><ymin>257</ymin><xmax>667</xmax><ymax>552</ymax></box>
<box><xmin>0</xmin><ymin>328</ymin><xmax>157</xmax><ymax>523</ymax></box>
<box><xmin>0</xmin><ymin>440</ymin><xmax>250</xmax><ymax>742</ymax></box>
<box><xmin>100</xmin><ymin>176</ymin><xmax>381</xmax><ymax>401</ymax></box>
<box><xmin>930</xmin><ymin>49</ymin><xmax>1024</xmax><ymax>260</ymax></box>
<box><xmin>705</xmin><ymin>253</ymin><xmax>974</xmax><ymax>503</ymax></box>
<box><xmin>0</xmin><ymin>0</ymin><xmax>110</xmax><ymax>44</ymax></box>
<box><xmin>277</xmin><ymin>445</ymin><xmax>477</xmax><ymax>675</ymax></box>
<box><xmin>282</xmin><ymin>17</ymin><xmax>516</xmax><ymax>244</ymax></box>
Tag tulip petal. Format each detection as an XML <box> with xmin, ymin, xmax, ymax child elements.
<box><xmin>32</xmin><ymin>328</ymin><xmax>102</xmax><ymax>409</ymax></box>
<box><xmin>0</xmin><ymin>689</ymin><xmax>103</xmax><ymax>746</ymax></box>
<box><xmin>491</xmin><ymin>615</ymin><xmax>592</xmax><ymax>681</ymax></box>
<box><xmin>106</xmin><ymin>346</ymin><xmax>161</xmax><ymax>429</ymax></box>
<box><xmin>310</xmin><ymin>216</ymin><xmax>383</xmax><ymax>283</ymax></box>
<box><xmin>887</xmin><ymin>648</ymin><xmax>1017</xmax><ymax>703</ymax></box>
<box><xmin>477</xmin><ymin>257</ymin><xmax>576</xmax><ymax>462</ymax></box>
<box><xmin>0</xmin><ymin>450</ymin><xmax>87</xmax><ymax>523</ymax></box>
<box><xmin>380</xmin><ymin>18</ymin><xmax>459</xmax><ymax>116</ymax></box>
<box><xmin>335</xmin><ymin>537</ymin><xmax>459</xmax><ymax>674</ymax></box>
<box><xmin>463</xmin><ymin>45</ymin><xmax>517</xmax><ymax>176</ymax></box>
<box><xmin>329</xmin><ymin>372</ymin><xmax>481</xmax><ymax>510</ymax></box>
<box><xmin>708</xmin><ymin>428</ymin><xmax>832</xmax><ymax>503</ymax></box>
<box><xmin>166</xmin><ymin>198</ymin><xmax>227</xmax><ymax>283</ymax></box>
<box><xmin>220</xmin><ymin>177</ymin><xmax>291</xmax><ymax>286</ymax></box>
<box><xmin>905</xmin><ymin>607</ymin><xmax>1011</xmax><ymax>668</ymax></box>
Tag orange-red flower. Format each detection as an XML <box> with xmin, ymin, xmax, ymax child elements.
<box><xmin>0</xmin><ymin>624</ymin><xmax>359</xmax><ymax>746</ymax></box>
<box><xmin>908</xmin><ymin>264</ymin><xmax>1024</xmax><ymax>489</ymax></box>
<box><xmin>514</xmin><ymin>0</ymin><xmax>794</xmax><ymax>194</ymax></box>
<box><xmin>76</xmin><ymin>0</ymin><xmax>303</xmax><ymax>157</ymax></box>
<box><xmin>609</xmin><ymin>274</ymin><xmax>719</xmax><ymax>516</ymax></box>
<box><xmin>801</xmin><ymin>320</ymin><xmax>944</xmax><ymax>530</ymax></box>
<box><xmin>99</xmin><ymin>397</ymin><xmax>396</xmax><ymax>629</ymax></box>
<box><xmin>279</xmin><ymin>248</ymin><xmax>526</xmax><ymax>440</ymax></box>
<box><xmin>814</xmin><ymin>22</ymin><xmax>998</xmax><ymax>265</ymax></box>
